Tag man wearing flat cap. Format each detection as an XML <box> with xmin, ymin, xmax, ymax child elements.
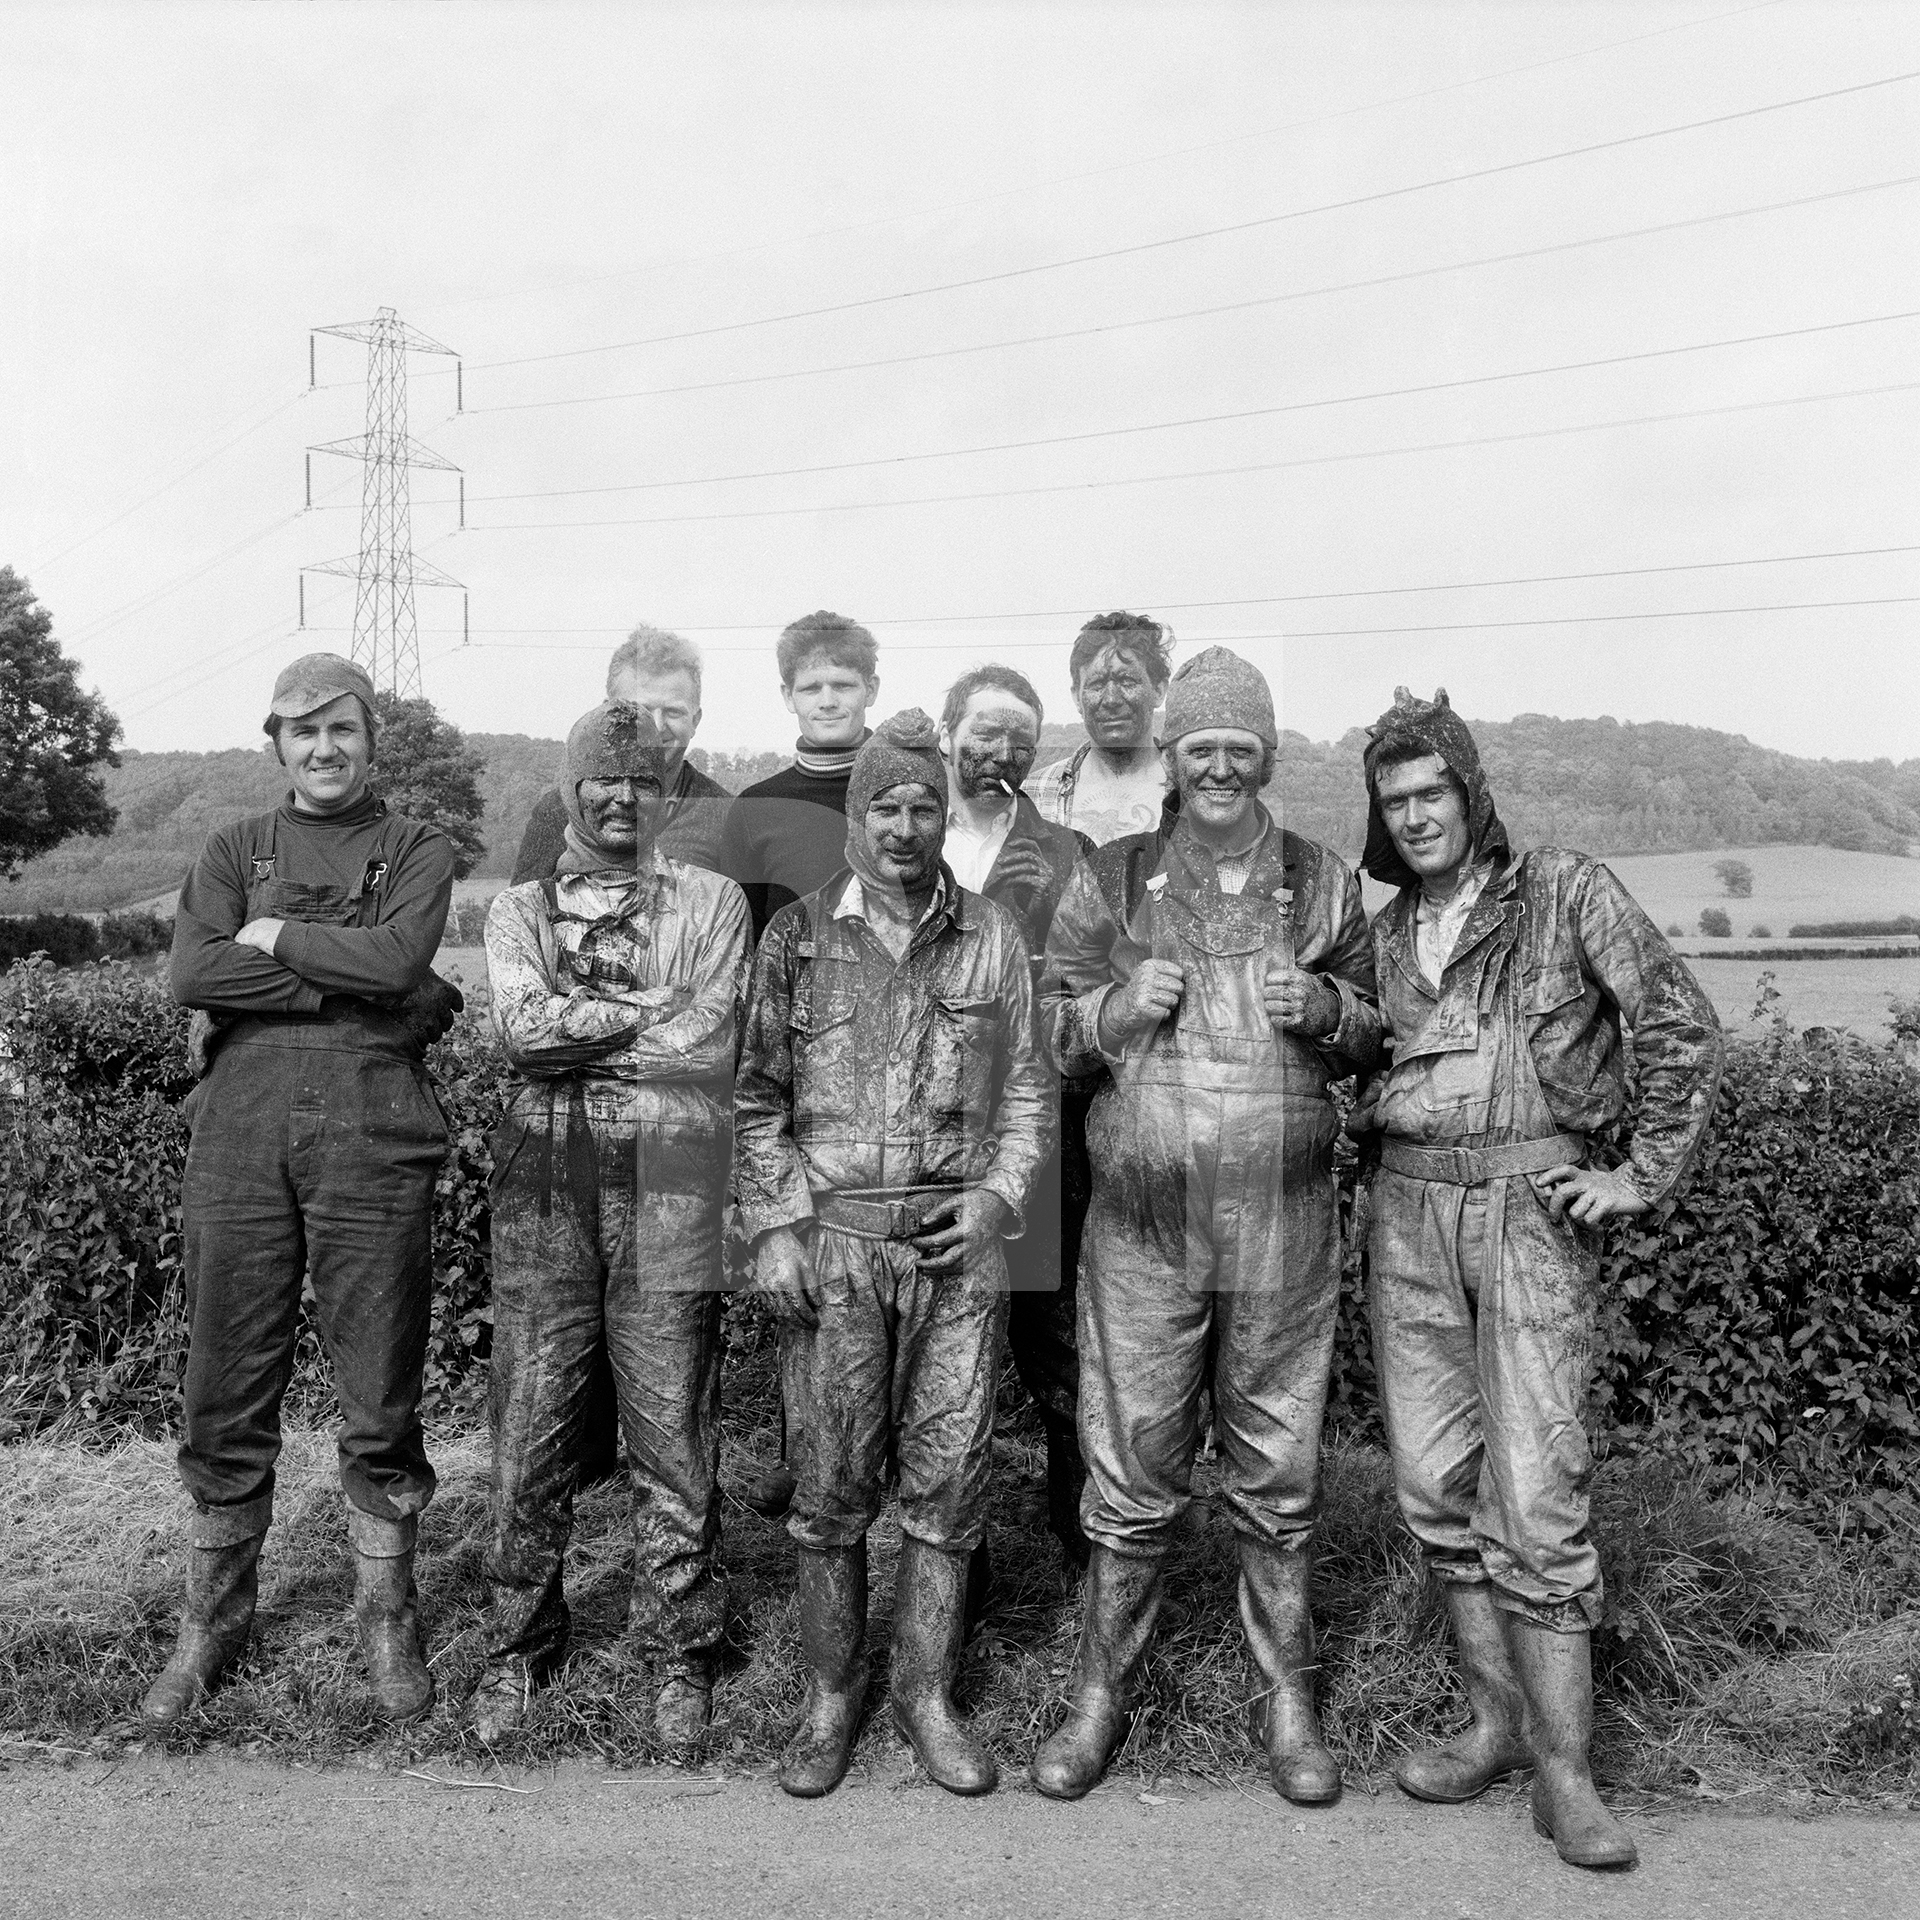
<box><xmin>734</xmin><ymin>710</ymin><xmax>1052</xmax><ymax>1800</ymax></box>
<box><xmin>474</xmin><ymin>701</ymin><xmax>751</xmax><ymax>1751</ymax></box>
<box><xmin>1034</xmin><ymin>646</ymin><xmax>1382</xmax><ymax>1806</ymax></box>
<box><xmin>1355</xmin><ymin>688</ymin><xmax>1723</xmax><ymax>1871</ymax></box>
<box><xmin>149</xmin><ymin>653</ymin><xmax>458</xmax><ymax>1731</ymax></box>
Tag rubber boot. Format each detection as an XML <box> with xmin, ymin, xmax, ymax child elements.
<box><xmin>891</xmin><ymin>1537</ymin><xmax>998</xmax><ymax>1796</ymax></box>
<box><xmin>1029</xmin><ymin>1547</ymin><xmax>1164</xmax><ymax>1800</ymax></box>
<box><xmin>1238</xmin><ymin>1540</ymin><xmax>1341</xmax><ymax>1806</ymax></box>
<box><xmin>470</xmin><ymin>1657</ymin><xmax>538</xmax><ymax>1746</ymax></box>
<box><xmin>1043</xmin><ymin>1413</ymin><xmax>1091</xmax><ymax>1572</ymax></box>
<box><xmin>140</xmin><ymin>1505</ymin><xmax>268</xmax><ymax>1730</ymax></box>
<box><xmin>1508</xmin><ymin>1619</ymin><xmax>1638</xmax><ymax>1870</ymax></box>
<box><xmin>653</xmin><ymin>1669</ymin><xmax>714</xmax><ymax>1754</ymax></box>
<box><xmin>348</xmin><ymin>1510</ymin><xmax>434</xmax><ymax>1724</ymax></box>
<box><xmin>1394</xmin><ymin>1584</ymin><xmax>1532</xmax><ymax>1803</ymax></box>
<box><xmin>778</xmin><ymin>1542</ymin><xmax>870</xmax><ymax>1798</ymax></box>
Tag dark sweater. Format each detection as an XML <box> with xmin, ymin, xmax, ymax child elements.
<box><xmin>510</xmin><ymin>759</ymin><xmax>731</xmax><ymax>886</ymax></box>
<box><xmin>717</xmin><ymin>759</ymin><xmax>855</xmax><ymax>944</ymax></box>
<box><xmin>170</xmin><ymin>792</ymin><xmax>455</xmax><ymax>1015</ymax></box>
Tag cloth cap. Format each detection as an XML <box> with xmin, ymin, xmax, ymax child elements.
<box><xmin>560</xmin><ymin>700</ymin><xmax>667</xmax><ymax>835</ymax></box>
<box><xmin>264</xmin><ymin>652</ymin><xmax>377</xmax><ymax>728</ymax></box>
<box><xmin>1360</xmin><ymin>686</ymin><xmax>1510</xmax><ymax>888</ymax></box>
<box><xmin>1160</xmin><ymin>645</ymin><xmax>1277</xmax><ymax>749</ymax></box>
<box><xmin>847</xmin><ymin>709</ymin><xmax>949</xmax><ymax>822</ymax></box>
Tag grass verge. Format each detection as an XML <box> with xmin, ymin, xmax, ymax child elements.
<box><xmin>4</xmin><ymin>1373</ymin><xmax>1916</xmax><ymax>1806</ymax></box>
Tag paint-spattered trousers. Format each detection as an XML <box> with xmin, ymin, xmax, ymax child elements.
<box><xmin>782</xmin><ymin>1226</ymin><xmax>1008</xmax><ymax>1554</ymax></box>
<box><xmin>485</xmin><ymin>1111</ymin><xmax>726</xmax><ymax>1680</ymax></box>
<box><xmin>1077</xmin><ymin>1061</ymin><xmax>1342</xmax><ymax>1558</ymax></box>
<box><xmin>177</xmin><ymin>1023</ymin><xmax>446</xmax><ymax>1523</ymax></box>
<box><xmin>1368</xmin><ymin>1167</ymin><xmax>1604</xmax><ymax>1630</ymax></box>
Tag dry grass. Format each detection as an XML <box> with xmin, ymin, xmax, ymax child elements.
<box><xmin>4</xmin><ymin>1376</ymin><xmax>1916</xmax><ymax>1806</ymax></box>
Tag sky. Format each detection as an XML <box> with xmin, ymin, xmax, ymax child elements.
<box><xmin>5</xmin><ymin>0</ymin><xmax>1918</xmax><ymax>766</ymax></box>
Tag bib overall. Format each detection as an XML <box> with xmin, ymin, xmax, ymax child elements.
<box><xmin>177</xmin><ymin>810</ymin><xmax>448</xmax><ymax>1538</ymax></box>
<box><xmin>1078</xmin><ymin>830</ymin><xmax>1342</xmax><ymax>1559</ymax></box>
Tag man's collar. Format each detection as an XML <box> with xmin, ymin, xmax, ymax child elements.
<box><xmin>832</xmin><ymin>863</ymin><xmax>964</xmax><ymax>928</ymax></box>
<box><xmin>556</xmin><ymin>845</ymin><xmax>676</xmax><ymax>896</ymax></box>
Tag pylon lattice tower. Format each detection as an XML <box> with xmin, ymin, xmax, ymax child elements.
<box><xmin>302</xmin><ymin>307</ymin><xmax>464</xmax><ymax>699</ymax></box>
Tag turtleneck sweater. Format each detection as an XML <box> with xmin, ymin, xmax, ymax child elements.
<box><xmin>719</xmin><ymin>731</ymin><xmax>871</xmax><ymax>944</ymax></box>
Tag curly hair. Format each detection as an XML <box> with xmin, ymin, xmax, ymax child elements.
<box><xmin>1068</xmin><ymin>610</ymin><xmax>1173</xmax><ymax>688</ymax></box>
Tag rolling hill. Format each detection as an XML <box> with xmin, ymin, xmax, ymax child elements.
<box><xmin>3</xmin><ymin>713</ymin><xmax>1914</xmax><ymax>916</ymax></box>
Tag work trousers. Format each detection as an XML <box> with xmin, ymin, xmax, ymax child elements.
<box><xmin>1368</xmin><ymin>1167</ymin><xmax>1604</xmax><ymax>1630</ymax></box>
<box><xmin>1077</xmin><ymin>1072</ymin><xmax>1342</xmax><ymax>1558</ymax></box>
<box><xmin>782</xmin><ymin>1224</ymin><xmax>1008</xmax><ymax>1554</ymax></box>
<box><xmin>177</xmin><ymin>1026</ymin><xmax>445</xmax><ymax>1524</ymax></box>
<box><xmin>484</xmin><ymin>1113</ymin><xmax>726</xmax><ymax>1680</ymax></box>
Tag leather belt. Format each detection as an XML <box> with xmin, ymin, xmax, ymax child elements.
<box><xmin>813</xmin><ymin>1186</ymin><xmax>962</xmax><ymax>1241</ymax></box>
<box><xmin>1378</xmin><ymin>1133</ymin><xmax>1586</xmax><ymax>1185</ymax></box>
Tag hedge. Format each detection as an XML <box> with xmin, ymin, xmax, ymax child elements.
<box><xmin>0</xmin><ymin>911</ymin><xmax>173</xmax><ymax>970</ymax></box>
<box><xmin>3</xmin><ymin>957</ymin><xmax>1918</xmax><ymax>1500</ymax></box>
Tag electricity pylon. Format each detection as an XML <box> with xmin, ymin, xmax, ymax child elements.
<box><xmin>301</xmin><ymin>307</ymin><xmax>464</xmax><ymax>699</ymax></box>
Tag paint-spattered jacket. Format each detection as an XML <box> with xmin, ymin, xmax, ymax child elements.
<box><xmin>1369</xmin><ymin>848</ymin><xmax>1724</xmax><ymax>1203</ymax></box>
<box><xmin>733</xmin><ymin>869</ymin><xmax>1054</xmax><ymax>1242</ymax></box>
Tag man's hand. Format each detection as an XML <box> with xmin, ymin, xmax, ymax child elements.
<box><xmin>913</xmin><ymin>1190</ymin><xmax>1010</xmax><ymax>1277</ymax></box>
<box><xmin>1101</xmin><ymin>960</ymin><xmax>1186</xmax><ymax>1045</ymax></box>
<box><xmin>1264</xmin><ymin>964</ymin><xmax>1338</xmax><ymax>1037</ymax></box>
<box><xmin>1344</xmin><ymin>1080</ymin><xmax>1383</xmax><ymax>1139</ymax></box>
<box><xmin>1535</xmin><ymin>1164</ymin><xmax>1648</xmax><ymax>1228</ymax></box>
<box><xmin>396</xmin><ymin>971</ymin><xmax>465</xmax><ymax>1051</ymax></box>
<box><xmin>991</xmin><ymin>841</ymin><xmax>1055</xmax><ymax>902</ymax></box>
<box><xmin>753</xmin><ymin>1224</ymin><xmax>824</xmax><ymax>1327</ymax></box>
<box><xmin>234</xmin><ymin>918</ymin><xmax>285</xmax><ymax>956</ymax></box>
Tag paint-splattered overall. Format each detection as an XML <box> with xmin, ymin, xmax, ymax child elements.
<box><xmin>1366</xmin><ymin>849</ymin><xmax>1725</xmax><ymax>1629</ymax></box>
<box><xmin>177</xmin><ymin>810</ymin><xmax>447</xmax><ymax>1535</ymax></box>
<box><xmin>734</xmin><ymin>875</ymin><xmax>1052</xmax><ymax>1554</ymax></box>
<box><xmin>481</xmin><ymin>862</ymin><xmax>748</xmax><ymax>1682</ymax></box>
<box><xmin>1042</xmin><ymin>816</ymin><xmax>1383</xmax><ymax>1559</ymax></box>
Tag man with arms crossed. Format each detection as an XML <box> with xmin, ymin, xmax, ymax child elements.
<box><xmin>476</xmin><ymin>702</ymin><xmax>749</xmax><ymax>1751</ymax></box>
<box><xmin>1356</xmin><ymin>687</ymin><xmax>1723</xmax><ymax>1870</ymax></box>
<box><xmin>735</xmin><ymin>712</ymin><xmax>1051</xmax><ymax>1799</ymax></box>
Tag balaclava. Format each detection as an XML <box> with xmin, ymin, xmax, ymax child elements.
<box><xmin>1360</xmin><ymin>686</ymin><xmax>1509</xmax><ymax>890</ymax></box>
<box><xmin>844</xmin><ymin>709</ymin><xmax>949</xmax><ymax>895</ymax></box>
<box><xmin>558</xmin><ymin>700</ymin><xmax>667</xmax><ymax>874</ymax></box>
<box><xmin>1160</xmin><ymin>645</ymin><xmax>1278</xmax><ymax>749</ymax></box>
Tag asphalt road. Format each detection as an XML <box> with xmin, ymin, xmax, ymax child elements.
<box><xmin>3</xmin><ymin>1751</ymin><xmax>1916</xmax><ymax>1920</ymax></box>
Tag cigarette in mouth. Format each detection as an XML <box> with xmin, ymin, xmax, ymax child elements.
<box><xmin>996</xmin><ymin>779</ymin><xmax>1017</xmax><ymax>797</ymax></box>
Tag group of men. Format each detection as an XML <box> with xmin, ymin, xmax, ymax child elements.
<box><xmin>153</xmin><ymin>607</ymin><xmax>1725</xmax><ymax>1875</ymax></box>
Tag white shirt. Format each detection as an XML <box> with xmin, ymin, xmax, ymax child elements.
<box><xmin>1029</xmin><ymin>746</ymin><xmax>1169</xmax><ymax>846</ymax></box>
<box><xmin>943</xmin><ymin>799</ymin><xmax>1017</xmax><ymax>893</ymax></box>
<box><xmin>1414</xmin><ymin>858</ymin><xmax>1494</xmax><ymax>986</ymax></box>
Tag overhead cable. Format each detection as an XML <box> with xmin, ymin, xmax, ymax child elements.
<box><xmin>469</xmin><ymin>174</ymin><xmax>1920</xmax><ymax>415</ymax></box>
<box><xmin>472</xmin><ymin>66</ymin><xmax>1911</xmax><ymax>373</ymax></box>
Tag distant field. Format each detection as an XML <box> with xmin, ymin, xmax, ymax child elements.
<box><xmin>1685</xmin><ymin>954</ymin><xmax>1920</xmax><ymax>1038</ymax></box>
<box><xmin>1602</xmin><ymin>844</ymin><xmax>1920</xmax><ymax>938</ymax></box>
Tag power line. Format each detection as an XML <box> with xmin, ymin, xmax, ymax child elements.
<box><xmin>28</xmin><ymin>388</ymin><xmax>310</xmax><ymax>576</ymax></box>
<box><xmin>473</xmin><ymin>65</ymin><xmax>1909</xmax><ymax>374</ymax></box>
<box><xmin>437</xmin><ymin>313</ymin><xmax>1920</xmax><ymax>506</ymax></box>
<box><xmin>471</xmin><ymin>174</ymin><xmax>1920</xmax><ymax>415</ymax></box>
<box><xmin>410</xmin><ymin>1</ymin><xmax>1781</xmax><ymax>318</ymax></box>
<box><xmin>1286</xmin><ymin>595</ymin><xmax>1920</xmax><ymax>641</ymax></box>
<box><xmin>404</xmin><ymin>594</ymin><xmax>1920</xmax><ymax>657</ymax></box>
<box><xmin>469</xmin><ymin>380</ymin><xmax>1920</xmax><ymax>532</ymax></box>
<box><xmin>295</xmin><ymin>542</ymin><xmax>1920</xmax><ymax>645</ymax></box>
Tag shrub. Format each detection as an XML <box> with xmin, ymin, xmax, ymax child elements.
<box><xmin>1714</xmin><ymin>858</ymin><xmax>1754</xmax><ymax>899</ymax></box>
<box><xmin>1788</xmin><ymin>916</ymin><xmax>1920</xmax><ymax>939</ymax></box>
<box><xmin>1665</xmin><ymin>922</ymin><xmax>1685</xmax><ymax>937</ymax></box>
<box><xmin>98</xmin><ymin>911</ymin><xmax>172</xmax><ymax>960</ymax></box>
<box><xmin>449</xmin><ymin>899</ymin><xmax>492</xmax><ymax>947</ymax></box>
<box><xmin>1699</xmin><ymin>907</ymin><xmax>1732</xmax><ymax>938</ymax></box>
<box><xmin>0</xmin><ymin>914</ymin><xmax>101</xmax><ymax>969</ymax></box>
<box><xmin>1750</xmin><ymin>924</ymin><xmax>1773</xmax><ymax>939</ymax></box>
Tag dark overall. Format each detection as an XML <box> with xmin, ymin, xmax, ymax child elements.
<box><xmin>1368</xmin><ymin>909</ymin><xmax>1604</xmax><ymax>1630</ymax></box>
<box><xmin>483</xmin><ymin>879</ymin><xmax>730</xmax><ymax>1684</ymax></box>
<box><xmin>1078</xmin><ymin>834</ymin><xmax>1342</xmax><ymax>1558</ymax></box>
<box><xmin>177</xmin><ymin>812</ymin><xmax>448</xmax><ymax>1541</ymax></box>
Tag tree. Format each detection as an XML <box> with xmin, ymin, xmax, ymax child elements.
<box><xmin>0</xmin><ymin>568</ymin><xmax>122</xmax><ymax>883</ymax></box>
<box><xmin>1699</xmin><ymin>907</ymin><xmax>1732</xmax><ymax>938</ymax></box>
<box><xmin>371</xmin><ymin>689</ymin><xmax>487</xmax><ymax>879</ymax></box>
<box><xmin>1713</xmin><ymin>858</ymin><xmax>1754</xmax><ymax>899</ymax></box>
